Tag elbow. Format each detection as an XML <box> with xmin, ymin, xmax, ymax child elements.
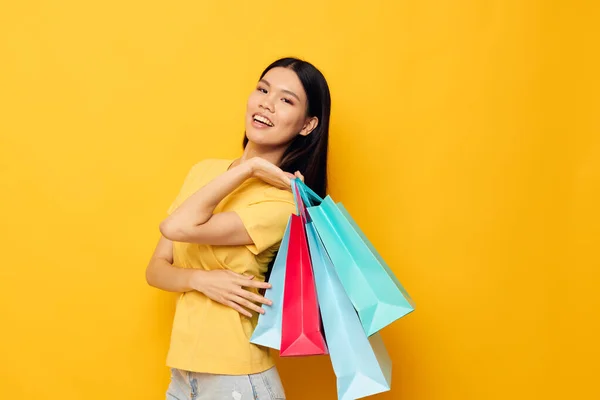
<box><xmin>145</xmin><ymin>260</ymin><xmax>159</xmax><ymax>288</ymax></box>
<box><xmin>160</xmin><ymin>217</ymin><xmax>199</xmax><ymax>243</ymax></box>
<box><xmin>159</xmin><ymin>218</ymin><xmax>181</xmax><ymax>242</ymax></box>
<box><xmin>145</xmin><ymin>266</ymin><xmax>155</xmax><ymax>287</ymax></box>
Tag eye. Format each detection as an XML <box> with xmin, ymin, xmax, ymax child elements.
<box><xmin>257</xmin><ymin>87</ymin><xmax>268</xmax><ymax>94</ymax></box>
<box><xmin>282</xmin><ymin>98</ymin><xmax>294</xmax><ymax>105</ymax></box>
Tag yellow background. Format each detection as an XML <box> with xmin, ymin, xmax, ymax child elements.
<box><xmin>1</xmin><ymin>1</ymin><xmax>598</xmax><ymax>399</ymax></box>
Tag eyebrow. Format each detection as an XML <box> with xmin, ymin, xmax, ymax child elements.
<box><xmin>259</xmin><ymin>79</ymin><xmax>301</xmax><ymax>102</ymax></box>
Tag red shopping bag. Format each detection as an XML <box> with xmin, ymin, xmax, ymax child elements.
<box><xmin>279</xmin><ymin>182</ymin><xmax>328</xmax><ymax>357</ymax></box>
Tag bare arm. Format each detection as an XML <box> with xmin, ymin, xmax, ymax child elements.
<box><xmin>159</xmin><ymin>157</ymin><xmax>294</xmax><ymax>245</ymax></box>
<box><xmin>148</xmin><ymin>158</ymin><xmax>298</xmax><ymax>316</ymax></box>
<box><xmin>145</xmin><ymin>236</ymin><xmax>197</xmax><ymax>293</ymax></box>
<box><xmin>145</xmin><ymin>236</ymin><xmax>273</xmax><ymax>317</ymax></box>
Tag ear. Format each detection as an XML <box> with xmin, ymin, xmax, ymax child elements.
<box><xmin>299</xmin><ymin>116</ymin><xmax>319</xmax><ymax>137</ymax></box>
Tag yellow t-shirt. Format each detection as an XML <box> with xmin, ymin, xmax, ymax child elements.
<box><xmin>165</xmin><ymin>158</ymin><xmax>296</xmax><ymax>375</ymax></box>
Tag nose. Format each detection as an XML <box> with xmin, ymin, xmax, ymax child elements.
<box><xmin>259</xmin><ymin>94</ymin><xmax>275</xmax><ymax>113</ymax></box>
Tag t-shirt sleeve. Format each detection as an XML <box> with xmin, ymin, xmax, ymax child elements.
<box><xmin>166</xmin><ymin>161</ymin><xmax>206</xmax><ymax>215</ymax></box>
<box><xmin>234</xmin><ymin>188</ymin><xmax>296</xmax><ymax>255</ymax></box>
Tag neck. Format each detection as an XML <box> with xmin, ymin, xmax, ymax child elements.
<box><xmin>239</xmin><ymin>141</ymin><xmax>287</xmax><ymax>167</ymax></box>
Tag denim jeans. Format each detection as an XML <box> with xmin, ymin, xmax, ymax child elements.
<box><xmin>166</xmin><ymin>366</ymin><xmax>286</xmax><ymax>400</ymax></box>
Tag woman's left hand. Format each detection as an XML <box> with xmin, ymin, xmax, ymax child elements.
<box><xmin>248</xmin><ymin>157</ymin><xmax>303</xmax><ymax>190</ymax></box>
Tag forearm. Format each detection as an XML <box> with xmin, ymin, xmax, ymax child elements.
<box><xmin>161</xmin><ymin>161</ymin><xmax>253</xmax><ymax>233</ymax></box>
<box><xmin>145</xmin><ymin>256</ymin><xmax>204</xmax><ymax>293</ymax></box>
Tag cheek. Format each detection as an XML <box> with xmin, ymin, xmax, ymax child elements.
<box><xmin>279</xmin><ymin>108</ymin><xmax>305</xmax><ymax>130</ymax></box>
<box><xmin>246</xmin><ymin>93</ymin><xmax>260</xmax><ymax>110</ymax></box>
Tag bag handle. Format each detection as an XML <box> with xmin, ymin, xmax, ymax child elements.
<box><xmin>291</xmin><ymin>179</ymin><xmax>308</xmax><ymax>222</ymax></box>
<box><xmin>293</xmin><ymin>178</ymin><xmax>323</xmax><ymax>207</ymax></box>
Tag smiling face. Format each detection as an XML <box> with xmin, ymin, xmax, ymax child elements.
<box><xmin>245</xmin><ymin>67</ymin><xmax>318</xmax><ymax>147</ymax></box>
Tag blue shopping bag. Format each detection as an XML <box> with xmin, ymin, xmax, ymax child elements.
<box><xmin>249</xmin><ymin>218</ymin><xmax>292</xmax><ymax>350</ymax></box>
<box><xmin>307</xmin><ymin>221</ymin><xmax>392</xmax><ymax>400</ymax></box>
<box><xmin>296</xmin><ymin>179</ymin><xmax>415</xmax><ymax>336</ymax></box>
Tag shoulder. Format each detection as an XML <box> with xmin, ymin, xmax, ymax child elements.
<box><xmin>172</xmin><ymin>158</ymin><xmax>231</xmax><ymax>198</ymax></box>
<box><xmin>187</xmin><ymin>158</ymin><xmax>229</xmax><ymax>174</ymax></box>
<box><xmin>241</xmin><ymin>179</ymin><xmax>295</xmax><ymax>206</ymax></box>
<box><xmin>232</xmin><ymin>182</ymin><xmax>296</xmax><ymax>254</ymax></box>
<box><xmin>263</xmin><ymin>183</ymin><xmax>295</xmax><ymax>202</ymax></box>
<box><xmin>180</xmin><ymin>158</ymin><xmax>230</xmax><ymax>181</ymax></box>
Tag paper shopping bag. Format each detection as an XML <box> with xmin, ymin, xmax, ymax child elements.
<box><xmin>296</xmin><ymin>179</ymin><xmax>415</xmax><ymax>336</ymax></box>
<box><xmin>307</xmin><ymin>221</ymin><xmax>392</xmax><ymax>399</ymax></box>
<box><xmin>279</xmin><ymin>181</ymin><xmax>328</xmax><ymax>356</ymax></box>
<box><xmin>250</xmin><ymin>218</ymin><xmax>292</xmax><ymax>350</ymax></box>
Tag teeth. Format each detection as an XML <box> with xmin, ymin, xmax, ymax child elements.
<box><xmin>254</xmin><ymin>115</ymin><xmax>274</xmax><ymax>127</ymax></box>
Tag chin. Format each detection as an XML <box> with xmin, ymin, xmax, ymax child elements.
<box><xmin>245</xmin><ymin>127</ymin><xmax>272</xmax><ymax>146</ymax></box>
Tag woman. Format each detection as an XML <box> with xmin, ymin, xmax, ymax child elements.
<box><xmin>146</xmin><ymin>57</ymin><xmax>331</xmax><ymax>400</ymax></box>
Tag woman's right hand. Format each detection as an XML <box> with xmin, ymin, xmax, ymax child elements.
<box><xmin>190</xmin><ymin>269</ymin><xmax>273</xmax><ymax>317</ymax></box>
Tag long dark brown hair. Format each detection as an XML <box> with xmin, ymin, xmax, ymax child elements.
<box><xmin>243</xmin><ymin>57</ymin><xmax>331</xmax><ymax>198</ymax></box>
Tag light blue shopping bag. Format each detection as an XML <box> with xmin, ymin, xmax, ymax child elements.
<box><xmin>296</xmin><ymin>179</ymin><xmax>415</xmax><ymax>336</ymax></box>
<box><xmin>307</xmin><ymin>221</ymin><xmax>392</xmax><ymax>400</ymax></box>
<box><xmin>249</xmin><ymin>218</ymin><xmax>292</xmax><ymax>350</ymax></box>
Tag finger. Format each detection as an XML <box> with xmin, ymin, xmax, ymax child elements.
<box><xmin>236</xmin><ymin>288</ymin><xmax>273</xmax><ymax>306</ymax></box>
<box><xmin>235</xmin><ymin>276</ymin><xmax>267</xmax><ymax>288</ymax></box>
<box><xmin>225</xmin><ymin>300</ymin><xmax>253</xmax><ymax>318</ymax></box>
<box><xmin>230</xmin><ymin>271</ymin><xmax>254</xmax><ymax>280</ymax></box>
<box><xmin>230</xmin><ymin>294</ymin><xmax>264</xmax><ymax>314</ymax></box>
<box><xmin>294</xmin><ymin>171</ymin><xmax>305</xmax><ymax>182</ymax></box>
<box><xmin>240</xmin><ymin>278</ymin><xmax>271</xmax><ymax>289</ymax></box>
<box><xmin>283</xmin><ymin>174</ymin><xmax>292</xmax><ymax>187</ymax></box>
